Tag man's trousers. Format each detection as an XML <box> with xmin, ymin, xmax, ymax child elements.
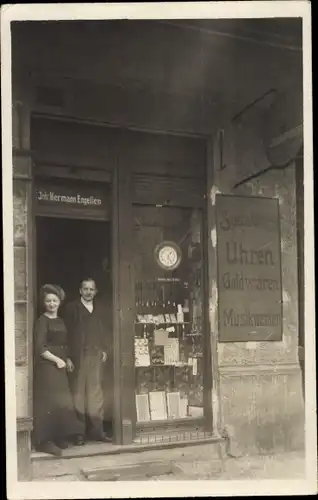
<box><xmin>70</xmin><ymin>348</ymin><xmax>105</xmax><ymax>438</ymax></box>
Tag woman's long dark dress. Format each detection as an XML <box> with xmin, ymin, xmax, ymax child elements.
<box><xmin>33</xmin><ymin>315</ymin><xmax>84</xmax><ymax>445</ymax></box>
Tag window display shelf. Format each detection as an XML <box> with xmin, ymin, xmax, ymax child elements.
<box><xmin>133</xmin><ymin>205</ymin><xmax>205</xmax><ymax>425</ymax></box>
<box><xmin>134</xmin><ymin>321</ymin><xmax>191</xmax><ymax>325</ymax></box>
<box><xmin>135</xmin><ymin>416</ymin><xmax>204</xmax><ymax>428</ymax></box>
<box><xmin>135</xmin><ymin>363</ymin><xmax>190</xmax><ymax>368</ymax></box>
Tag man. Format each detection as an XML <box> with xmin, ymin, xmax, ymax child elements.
<box><xmin>64</xmin><ymin>278</ymin><xmax>111</xmax><ymax>444</ymax></box>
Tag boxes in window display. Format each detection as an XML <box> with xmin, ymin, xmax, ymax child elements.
<box><xmin>134</xmin><ymin>338</ymin><xmax>150</xmax><ymax>367</ymax></box>
<box><xmin>150</xmin><ymin>345</ymin><xmax>165</xmax><ymax>365</ymax></box>
<box><xmin>154</xmin><ymin>328</ymin><xmax>169</xmax><ymax>346</ymax></box>
<box><xmin>136</xmin><ymin>314</ymin><xmax>179</xmax><ymax>325</ymax></box>
<box><xmin>163</xmin><ymin>338</ymin><xmax>180</xmax><ymax>365</ymax></box>
<box><xmin>134</xmin><ymin>275</ymin><xmax>204</xmax><ymax>421</ymax></box>
<box><xmin>135</xmin><ymin>391</ymin><xmax>190</xmax><ymax>421</ymax></box>
<box><xmin>166</xmin><ymin>392</ymin><xmax>181</xmax><ymax>418</ymax></box>
<box><xmin>136</xmin><ymin>394</ymin><xmax>151</xmax><ymax>422</ymax></box>
<box><xmin>135</xmin><ymin>333</ymin><xmax>185</xmax><ymax>367</ymax></box>
<box><xmin>149</xmin><ymin>391</ymin><xmax>167</xmax><ymax>420</ymax></box>
<box><xmin>134</xmin><ymin>336</ymin><xmax>204</xmax><ymax>410</ymax></box>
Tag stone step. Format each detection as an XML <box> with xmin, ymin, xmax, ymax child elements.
<box><xmin>32</xmin><ymin>434</ymin><xmax>226</xmax><ymax>462</ymax></box>
<box><xmin>80</xmin><ymin>460</ymin><xmax>181</xmax><ymax>481</ymax></box>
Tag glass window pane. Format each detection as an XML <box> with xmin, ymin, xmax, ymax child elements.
<box><xmin>133</xmin><ymin>205</ymin><xmax>204</xmax><ymax>422</ymax></box>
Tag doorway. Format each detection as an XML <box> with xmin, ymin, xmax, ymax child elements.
<box><xmin>36</xmin><ymin>217</ymin><xmax>111</xmax><ymax>303</ymax></box>
<box><xmin>35</xmin><ymin>216</ymin><xmax>113</xmax><ymax>434</ymax></box>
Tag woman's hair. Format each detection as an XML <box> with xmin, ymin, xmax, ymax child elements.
<box><xmin>40</xmin><ymin>284</ymin><xmax>65</xmax><ymax>308</ymax></box>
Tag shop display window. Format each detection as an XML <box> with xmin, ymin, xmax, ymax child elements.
<box><xmin>133</xmin><ymin>206</ymin><xmax>204</xmax><ymax>422</ymax></box>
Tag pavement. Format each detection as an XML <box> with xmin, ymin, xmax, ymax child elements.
<box><xmin>32</xmin><ymin>443</ymin><xmax>306</xmax><ymax>482</ymax></box>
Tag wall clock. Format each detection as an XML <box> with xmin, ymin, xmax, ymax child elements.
<box><xmin>154</xmin><ymin>241</ymin><xmax>182</xmax><ymax>271</ymax></box>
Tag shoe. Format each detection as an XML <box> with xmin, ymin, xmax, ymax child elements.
<box><xmin>55</xmin><ymin>439</ymin><xmax>69</xmax><ymax>449</ymax></box>
<box><xmin>90</xmin><ymin>432</ymin><xmax>112</xmax><ymax>443</ymax></box>
<box><xmin>74</xmin><ymin>435</ymin><xmax>85</xmax><ymax>446</ymax></box>
<box><xmin>38</xmin><ymin>441</ymin><xmax>62</xmax><ymax>457</ymax></box>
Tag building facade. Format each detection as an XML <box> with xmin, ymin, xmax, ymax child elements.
<box><xmin>11</xmin><ymin>20</ymin><xmax>304</xmax><ymax>480</ymax></box>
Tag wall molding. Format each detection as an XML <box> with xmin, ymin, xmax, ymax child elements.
<box><xmin>12</xmin><ymin>147</ymin><xmax>33</xmax><ymax>157</ymax></box>
<box><xmin>17</xmin><ymin>416</ymin><xmax>33</xmax><ymax>432</ymax></box>
<box><xmin>219</xmin><ymin>363</ymin><xmax>301</xmax><ymax>377</ymax></box>
<box><xmin>30</xmin><ymin>76</ymin><xmax>214</xmax><ymax>137</ymax></box>
<box><xmin>34</xmin><ymin>163</ymin><xmax>112</xmax><ymax>182</ymax></box>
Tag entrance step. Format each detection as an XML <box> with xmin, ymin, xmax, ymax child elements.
<box><xmin>80</xmin><ymin>460</ymin><xmax>181</xmax><ymax>481</ymax></box>
<box><xmin>31</xmin><ymin>435</ymin><xmax>226</xmax><ymax>462</ymax></box>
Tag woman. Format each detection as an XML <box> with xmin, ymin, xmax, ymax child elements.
<box><xmin>33</xmin><ymin>284</ymin><xmax>84</xmax><ymax>456</ymax></box>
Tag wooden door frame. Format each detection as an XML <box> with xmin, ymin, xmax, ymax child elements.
<box><xmin>206</xmin><ymin>138</ymin><xmax>222</xmax><ymax>436</ymax></box>
<box><xmin>31</xmin><ymin>125</ymin><xmax>212</xmax><ymax>445</ymax></box>
<box><xmin>32</xmin><ymin>169</ymin><xmax>121</xmax><ymax>438</ymax></box>
<box><xmin>131</xmin><ymin>194</ymin><xmax>212</xmax><ymax>433</ymax></box>
<box><xmin>202</xmin><ymin>202</ymin><xmax>213</xmax><ymax>431</ymax></box>
<box><xmin>295</xmin><ymin>152</ymin><xmax>304</xmax><ymax>396</ymax></box>
<box><xmin>30</xmin><ymin>113</ymin><xmax>135</xmax><ymax>446</ymax></box>
<box><xmin>112</xmin><ymin>156</ymin><xmax>136</xmax><ymax>445</ymax></box>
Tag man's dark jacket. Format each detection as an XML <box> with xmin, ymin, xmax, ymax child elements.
<box><xmin>63</xmin><ymin>298</ymin><xmax>112</xmax><ymax>367</ymax></box>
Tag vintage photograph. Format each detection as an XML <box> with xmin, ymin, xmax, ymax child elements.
<box><xmin>2</xmin><ymin>1</ymin><xmax>316</xmax><ymax>498</ymax></box>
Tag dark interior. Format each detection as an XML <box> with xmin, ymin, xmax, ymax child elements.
<box><xmin>36</xmin><ymin>216</ymin><xmax>111</xmax><ymax>306</ymax></box>
<box><xmin>35</xmin><ymin>216</ymin><xmax>113</xmax><ymax>429</ymax></box>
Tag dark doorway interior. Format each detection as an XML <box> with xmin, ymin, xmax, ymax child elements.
<box><xmin>35</xmin><ymin>216</ymin><xmax>113</xmax><ymax>434</ymax></box>
<box><xmin>36</xmin><ymin>216</ymin><xmax>111</xmax><ymax>303</ymax></box>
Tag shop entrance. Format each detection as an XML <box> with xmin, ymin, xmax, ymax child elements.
<box><xmin>36</xmin><ymin>217</ymin><xmax>111</xmax><ymax>304</ymax></box>
<box><xmin>35</xmin><ymin>216</ymin><xmax>113</xmax><ymax>436</ymax></box>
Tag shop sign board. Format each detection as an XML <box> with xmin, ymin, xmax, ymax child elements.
<box><xmin>216</xmin><ymin>194</ymin><xmax>283</xmax><ymax>342</ymax></box>
<box><xmin>35</xmin><ymin>179</ymin><xmax>110</xmax><ymax>220</ymax></box>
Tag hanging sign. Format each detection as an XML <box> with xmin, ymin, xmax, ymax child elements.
<box><xmin>35</xmin><ymin>180</ymin><xmax>110</xmax><ymax>220</ymax></box>
<box><xmin>216</xmin><ymin>194</ymin><xmax>283</xmax><ymax>342</ymax></box>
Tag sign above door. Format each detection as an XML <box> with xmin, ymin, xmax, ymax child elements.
<box><xmin>35</xmin><ymin>179</ymin><xmax>111</xmax><ymax>220</ymax></box>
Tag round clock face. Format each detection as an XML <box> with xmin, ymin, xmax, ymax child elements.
<box><xmin>155</xmin><ymin>242</ymin><xmax>182</xmax><ymax>271</ymax></box>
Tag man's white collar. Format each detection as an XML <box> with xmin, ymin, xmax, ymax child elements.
<box><xmin>81</xmin><ymin>297</ymin><xmax>94</xmax><ymax>310</ymax></box>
